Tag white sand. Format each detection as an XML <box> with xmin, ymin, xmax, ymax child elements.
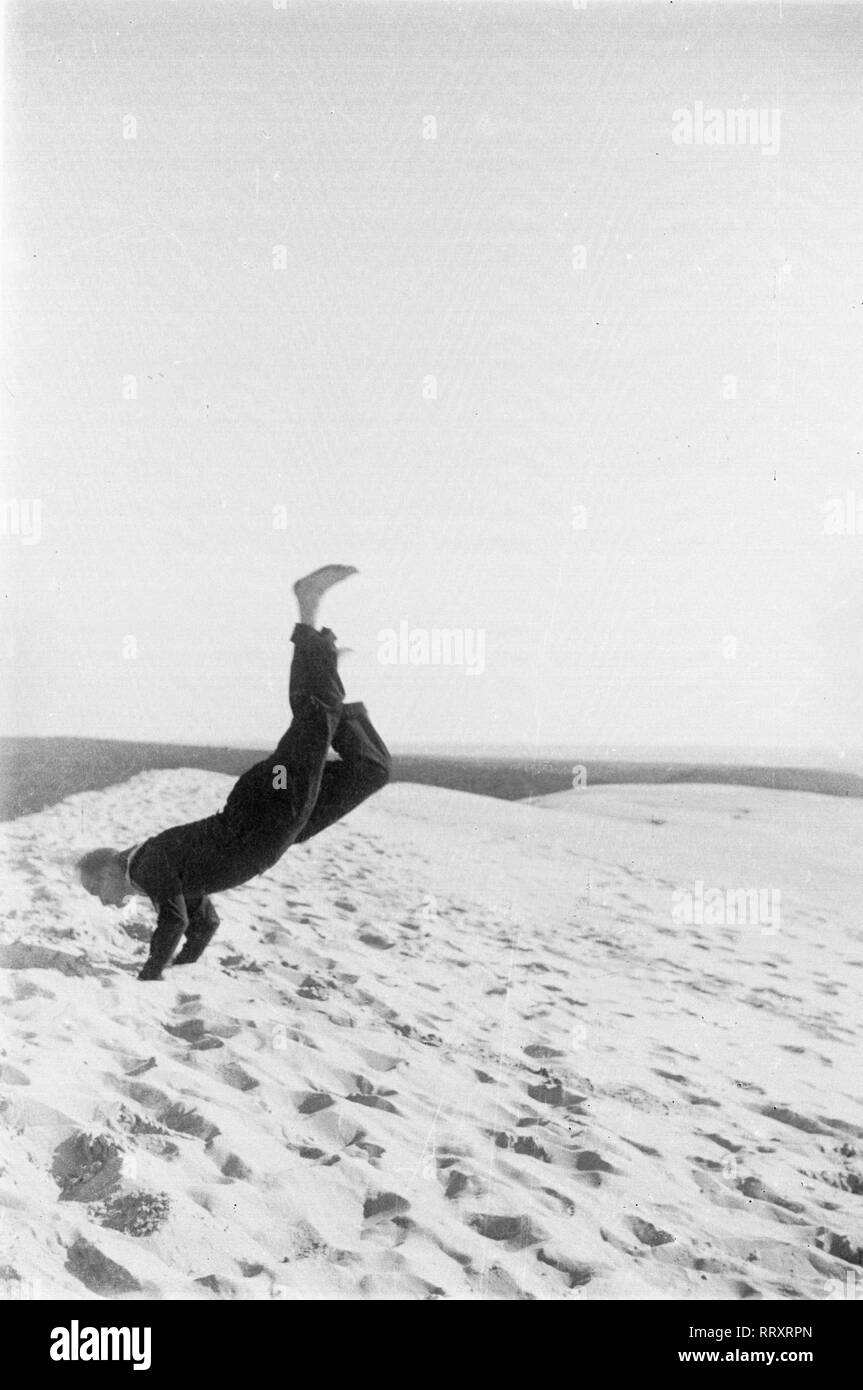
<box><xmin>0</xmin><ymin>772</ymin><xmax>861</xmax><ymax>1301</ymax></box>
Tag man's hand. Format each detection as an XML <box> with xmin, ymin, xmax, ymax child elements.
<box><xmin>138</xmin><ymin>960</ymin><xmax>164</xmax><ymax>981</ymax></box>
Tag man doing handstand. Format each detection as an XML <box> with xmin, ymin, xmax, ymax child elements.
<box><xmin>77</xmin><ymin>566</ymin><xmax>390</xmax><ymax>980</ymax></box>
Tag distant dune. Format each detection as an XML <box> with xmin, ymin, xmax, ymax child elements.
<box><xmin>2</xmin><ymin>737</ymin><xmax>862</xmax><ymax>822</ymax></box>
<box><xmin>1</xmin><ymin>771</ymin><xmax>861</xmax><ymax>1299</ymax></box>
<box><xmin>391</xmin><ymin>754</ymin><xmax>863</xmax><ymax>804</ymax></box>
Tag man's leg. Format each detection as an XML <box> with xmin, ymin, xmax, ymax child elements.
<box><xmin>267</xmin><ymin>566</ymin><xmax>360</xmax><ymax>828</ymax></box>
<box><xmin>294</xmin><ymin>701</ymin><xmax>391</xmax><ymax>843</ymax></box>
<box><xmin>264</xmin><ymin>623</ymin><xmax>347</xmax><ymax>827</ymax></box>
<box><xmin>223</xmin><ymin>565</ymin><xmax>358</xmax><ymax>838</ymax></box>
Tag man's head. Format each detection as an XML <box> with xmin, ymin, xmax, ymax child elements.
<box><xmin>77</xmin><ymin>847</ymin><xmax>129</xmax><ymax>907</ymax></box>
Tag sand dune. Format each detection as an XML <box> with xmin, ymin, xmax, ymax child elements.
<box><xmin>0</xmin><ymin>772</ymin><xmax>861</xmax><ymax>1300</ymax></box>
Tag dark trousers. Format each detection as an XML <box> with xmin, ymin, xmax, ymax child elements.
<box><xmin>222</xmin><ymin>623</ymin><xmax>390</xmax><ymax>839</ymax></box>
<box><xmin>287</xmin><ymin>630</ymin><xmax>392</xmax><ymax>842</ymax></box>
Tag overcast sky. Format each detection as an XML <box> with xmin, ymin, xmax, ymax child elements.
<box><xmin>3</xmin><ymin>1</ymin><xmax>862</xmax><ymax>756</ymax></box>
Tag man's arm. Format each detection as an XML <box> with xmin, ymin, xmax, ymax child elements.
<box><xmin>138</xmin><ymin>894</ymin><xmax>189</xmax><ymax>980</ymax></box>
<box><xmin>173</xmin><ymin>895</ymin><xmax>221</xmax><ymax>965</ymax></box>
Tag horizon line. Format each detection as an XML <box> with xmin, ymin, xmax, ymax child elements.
<box><xmin>2</xmin><ymin>733</ymin><xmax>862</xmax><ymax>765</ymax></box>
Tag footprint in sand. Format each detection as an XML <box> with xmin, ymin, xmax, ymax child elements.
<box><xmin>492</xmin><ymin>1131</ymin><xmax>552</xmax><ymax>1163</ymax></box>
<box><xmin>194</xmin><ymin>1273</ymin><xmax>240</xmax><ymax>1298</ymax></box>
<box><xmin>810</xmin><ymin>1156</ymin><xmax>863</xmax><ymax>1196</ymax></box>
<box><xmin>813</xmin><ymin>1229</ymin><xmax>863</xmax><ymax>1268</ymax></box>
<box><xmin>297</xmin><ymin>975</ymin><xmax>330</xmax><ymax>1001</ymax></box>
<box><xmin>345</xmin><ymin>1076</ymin><xmax>400</xmax><ymax>1114</ymax></box>
<box><xmin>758</xmin><ymin>1104</ymin><xmax>832</xmax><ymax>1136</ymax></box>
<box><xmin>218</xmin><ymin>954</ymin><xmax>264</xmax><ymax>975</ymax></box>
<box><xmin>164</xmin><ymin>1020</ymin><xmax>225</xmax><ymax>1050</ymax></box>
<box><xmin>52</xmin><ymin>1132</ymin><xmax>125</xmax><ymax>1204</ymax></box>
<box><xmin>358</xmin><ymin>1194</ymin><xmax>414</xmax><ymax>1249</ymax></box>
<box><xmin>467</xmin><ymin>1213</ymin><xmax>546</xmax><ymax>1250</ymax></box>
<box><xmin>536</xmin><ymin>1246</ymin><xmax>595</xmax><ymax>1288</ymax></box>
<box><xmin>10</xmin><ymin>977</ymin><xmax>54</xmax><ymax>1002</ymax></box>
<box><xmin>363</xmin><ymin>1191</ymin><xmax>410</xmax><ymax>1220</ymax></box>
<box><xmin>539</xmin><ymin>1186</ymin><xmax>577</xmax><ymax>1217</ymax></box>
<box><xmin>734</xmin><ymin>1175</ymin><xmax>806</xmax><ymax>1217</ymax></box>
<box><xmin>573</xmin><ymin>1149</ymin><xmax>621</xmax><ymax>1176</ymax></box>
<box><xmin>63</xmin><ymin>1236</ymin><xmax>142</xmax><ymax>1295</ymax></box>
<box><xmin>703</xmin><ymin>1132</ymin><xmax>744</xmax><ymax>1155</ymax></box>
<box><xmin>628</xmin><ymin>1216</ymin><xmax>675</xmax><ymax>1247</ymax></box>
<box><xmin>523</xmin><ymin>1043</ymin><xmax>565</xmax><ymax>1061</ymax></box>
<box><xmin>168</xmin><ymin>1013</ymin><xmax>241</xmax><ymax>1040</ymax></box>
<box><xmin>355</xmin><ymin>1045</ymin><xmax>402</xmax><ymax>1074</ymax></box>
<box><xmin>526</xmin><ymin>1077</ymin><xmax>588</xmax><ymax>1110</ymax></box>
<box><xmin>0</xmin><ymin>1063</ymin><xmax>29</xmax><ymax>1085</ymax></box>
<box><xmin>625</xmin><ymin>1138</ymin><xmax>661</xmax><ymax>1157</ymax></box>
<box><xmin>122</xmin><ymin>1079</ymin><xmax>171</xmax><ymax>1109</ymax></box>
<box><xmin>164</xmin><ymin>1001</ymin><xmax>244</xmax><ymax>1053</ymax></box>
<box><xmin>220</xmin><ymin>1153</ymin><xmax>253</xmax><ymax>1180</ymax></box>
<box><xmin>443</xmin><ymin>1169</ymin><xmax>471</xmax><ymax>1199</ymax></box>
<box><xmin>287</xmin><ymin>1143</ymin><xmax>339</xmax><ymax>1166</ymax></box>
<box><xmin>158</xmin><ymin>1102</ymin><xmax>221</xmax><ymax>1142</ymax></box>
<box><xmin>472</xmin><ymin>1264</ymin><xmax>533</xmax><ymax>1300</ymax></box>
<box><xmin>347</xmin><ymin>1091</ymin><xmax>400</xmax><ymax>1114</ymax></box>
<box><xmin>353</xmin><ymin>1138</ymin><xmax>386</xmax><ymax>1162</ymax></box>
<box><xmin>358</xmin><ymin>929</ymin><xmax>395</xmax><ymax>950</ymax></box>
<box><xmin>389</xmin><ymin>1020</ymin><xmax>442</xmax><ymax>1048</ymax></box>
<box><xmin>120</xmin><ymin>1080</ymin><xmax>221</xmax><ymax>1143</ymax></box>
<box><xmin>174</xmin><ymin>991</ymin><xmax>202</xmax><ymax>1009</ymax></box>
<box><xmin>0</xmin><ymin>943</ymin><xmax>99</xmax><ymax>978</ymax></box>
<box><xmin>295</xmin><ymin>1091</ymin><xmax>335</xmax><ymax>1115</ymax></box>
<box><xmin>654</xmin><ymin>1068</ymin><xmax>689</xmax><ymax>1084</ymax></box>
<box><xmin>114</xmin><ymin>1105</ymin><xmax>179</xmax><ymax>1158</ymax></box>
<box><xmin>89</xmin><ymin>1189</ymin><xmax>171</xmax><ymax>1237</ymax></box>
<box><xmin>818</xmin><ymin>1115</ymin><xmax>863</xmax><ymax>1141</ymax></box>
<box><xmin>219</xmin><ymin>1061</ymin><xmax>259</xmax><ymax>1093</ymax></box>
<box><xmin>124</xmin><ymin>1056</ymin><xmax>158</xmax><ymax>1077</ymax></box>
<box><xmin>731</xmin><ymin>1280</ymin><xmax>763</xmax><ymax>1299</ymax></box>
<box><xmin>405</xmin><ymin>1146</ymin><xmax>469</xmax><ymax>1200</ymax></box>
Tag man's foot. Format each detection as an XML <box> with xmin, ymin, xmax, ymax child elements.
<box><xmin>293</xmin><ymin>564</ymin><xmax>358</xmax><ymax>628</ymax></box>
